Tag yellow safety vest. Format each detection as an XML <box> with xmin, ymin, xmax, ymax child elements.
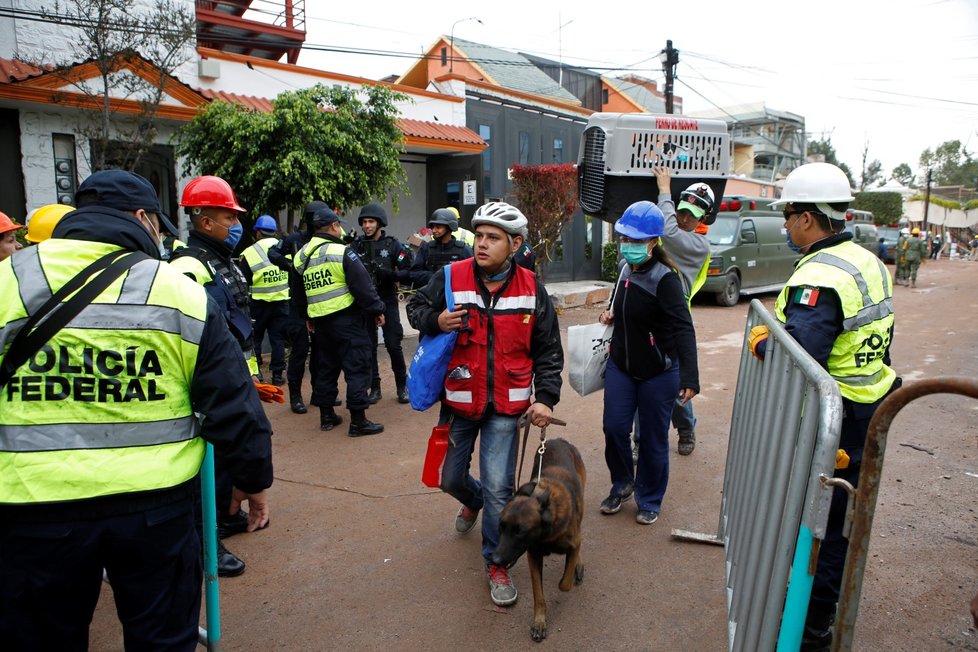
<box><xmin>0</xmin><ymin>240</ymin><xmax>207</xmax><ymax>504</ymax></box>
<box><xmin>169</xmin><ymin>248</ymin><xmax>259</xmax><ymax>376</ymax></box>
<box><xmin>241</xmin><ymin>237</ymin><xmax>290</xmax><ymax>302</ymax></box>
<box><xmin>775</xmin><ymin>240</ymin><xmax>896</xmax><ymax>403</ymax></box>
<box><xmin>295</xmin><ymin>237</ymin><xmax>354</xmax><ymax>318</ymax></box>
<box><xmin>456</xmin><ymin>227</ymin><xmax>476</xmax><ymax>248</ymax></box>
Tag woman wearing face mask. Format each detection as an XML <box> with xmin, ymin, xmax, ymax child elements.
<box><xmin>597</xmin><ymin>201</ymin><xmax>699</xmax><ymax>526</ymax></box>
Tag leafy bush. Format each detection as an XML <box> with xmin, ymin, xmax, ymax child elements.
<box><xmin>510</xmin><ymin>164</ymin><xmax>578</xmax><ymax>277</ymax></box>
<box><xmin>602</xmin><ymin>241</ymin><xmax>619</xmax><ymax>282</ymax></box>
<box><xmin>852</xmin><ymin>192</ymin><xmax>903</xmax><ymax>224</ymax></box>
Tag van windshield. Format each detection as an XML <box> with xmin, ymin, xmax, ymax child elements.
<box><xmin>707</xmin><ymin>216</ymin><xmax>739</xmax><ymax>246</ymax></box>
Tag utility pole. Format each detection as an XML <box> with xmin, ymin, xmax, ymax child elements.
<box><xmin>923</xmin><ymin>168</ymin><xmax>932</xmax><ymax>233</ymax></box>
<box><xmin>659</xmin><ymin>39</ymin><xmax>679</xmax><ymax>114</ymax></box>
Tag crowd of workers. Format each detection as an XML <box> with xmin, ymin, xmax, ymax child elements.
<box><xmin>0</xmin><ymin>159</ymin><xmax>938</xmax><ymax>652</ymax></box>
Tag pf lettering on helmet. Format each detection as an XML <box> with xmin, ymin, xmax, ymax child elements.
<box><xmin>577</xmin><ymin>112</ymin><xmax>730</xmax><ymax>225</ymax></box>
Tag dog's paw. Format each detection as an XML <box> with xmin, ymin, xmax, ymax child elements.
<box><xmin>531</xmin><ymin>621</ymin><xmax>548</xmax><ymax>642</ymax></box>
<box><xmin>575</xmin><ymin>562</ymin><xmax>584</xmax><ymax>585</ymax></box>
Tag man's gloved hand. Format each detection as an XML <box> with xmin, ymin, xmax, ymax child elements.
<box><xmin>255</xmin><ymin>382</ymin><xmax>285</xmax><ymax>403</ymax></box>
<box><xmin>748</xmin><ymin>325</ymin><xmax>769</xmax><ymax>360</ymax></box>
<box><xmin>835</xmin><ymin>449</ymin><xmax>850</xmax><ymax>469</ymax></box>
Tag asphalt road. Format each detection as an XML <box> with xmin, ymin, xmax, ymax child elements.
<box><xmin>89</xmin><ymin>256</ymin><xmax>978</xmax><ymax>651</ymax></box>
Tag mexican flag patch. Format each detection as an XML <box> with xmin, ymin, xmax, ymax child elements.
<box><xmin>794</xmin><ymin>287</ymin><xmax>820</xmax><ymax>306</ymax></box>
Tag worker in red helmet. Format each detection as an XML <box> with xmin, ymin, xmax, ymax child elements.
<box><xmin>0</xmin><ymin>211</ymin><xmax>26</xmax><ymax>261</ymax></box>
<box><xmin>170</xmin><ymin>175</ymin><xmax>263</xmax><ymax>578</ymax></box>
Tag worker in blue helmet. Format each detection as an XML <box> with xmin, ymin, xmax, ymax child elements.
<box><xmin>238</xmin><ymin>215</ymin><xmax>290</xmax><ymax>385</ymax></box>
<box><xmin>596</xmin><ymin>200</ymin><xmax>699</xmax><ymax>526</ymax></box>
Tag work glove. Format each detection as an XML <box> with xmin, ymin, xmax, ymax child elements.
<box><xmin>835</xmin><ymin>449</ymin><xmax>850</xmax><ymax>470</ymax></box>
<box><xmin>255</xmin><ymin>382</ymin><xmax>285</xmax><ymax>403</ymax></box>
<box><xmin>747</xmin><ymin>325</ymin><xmax>769</xmax><ymax>360</ymax></box>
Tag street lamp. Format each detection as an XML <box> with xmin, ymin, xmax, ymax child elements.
<box><xmin>450</xmin><ymin>17</ymin><xmax>482</xmax><ymax>74</ymax></box>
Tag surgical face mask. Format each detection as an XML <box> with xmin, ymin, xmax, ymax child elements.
<box><xmin>621</xmin><ymin>241</ymin><xmax>652</xmax><ymax>265</ymax></box>
<box><xmin>214</xmin><ymin>219</ymin><xmax>243</xmax><ymax>248</ymax></box>
<box><xmin>785</xmin><ymin>218</ymin><xmax>804</xmax><ymax>253</ymax></box>
<box><xmin>142</xmin><ymin>213</ymin><xmax>166</xmax><ymax>258</ymax></box>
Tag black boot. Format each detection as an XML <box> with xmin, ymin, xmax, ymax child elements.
<box><xmin>396</xmin><ymin>385</ymin><xmax>410</xmax><ymax>404</ymax></box>
<box><xmin>271</xmin><ymin>372</ymin><xmax>285</xmax><ymax>386</ymax></box>
<box><xmin>218</xmin><ymin>509</ymin><xmax>249</xmax><ymax>539</ymax></box>
<box><xmin>289</xmin><ymin>385</ymin><xmax>307</xmax><ymax>414</ymax></box>
<box><xmin>367</xmin><ymin>387</ymin><xmax>382</xmax><ymax>404</ymax></box>
<box><xmin>349</xmin><ymin>409</ymin><xmax>384</xmax><ymax>437</ymax></box>
<box><xmin>320</xmin><ymin>408</ymin><xmax>343</xmax><ymax>431</ymax></box>
<box><xmin>216</xmin><ymin>540</ymin><xmax>245</xmax><ymax>577</ymax></box>
<box><xmin>800</xmin><ymin>601</ymin><xmax>836</xmax><ymax>652</ymax></box>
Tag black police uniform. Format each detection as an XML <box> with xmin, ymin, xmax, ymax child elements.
<box><xmin>269</xmin><ymin>227</ymin><xmax>319</xmax><ymax>409</ymax></box>
<box><xmin>408</xmin><ymin>236</ymin><xmax>473</xmax><ymax>287</ymax></box>
<box><xmin>0</xmin><ymin>207</ymin><xmax>273</xmax><ymax>649</ymax></box>
<box><xmin>351</xmin><ymin>231</ymin><xmax>412</xmax><ymax>398</ymax></box>
<box><xmin>295</xmin><ymin>233</ymin><xmax>386</xmax><ymax>416</ymax></box>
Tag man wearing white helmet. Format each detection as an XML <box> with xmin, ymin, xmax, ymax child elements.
<box><xmin>407</xmin><ymin>201</ymin><xmax>563</xmax><ymax>610</ymax></box>
<box><xmin>747</xmin><ymin>162</ymin><xmax>897</xmax><ymax>652</ymax></box>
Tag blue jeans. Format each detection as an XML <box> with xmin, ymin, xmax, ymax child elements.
<box><xmin>604</xmin><ymin>358</ymin><xmax>679</xmax><ymax>512</ymax></box>
<box><xmin>671</xmin><ymin>395</ymin><xmax>696</xmax><ymax>432</ymax></box>
<box><xmin>439</xmin><ymin>405</ymin><xmax>519</xmax><ymax>564</ymax></box>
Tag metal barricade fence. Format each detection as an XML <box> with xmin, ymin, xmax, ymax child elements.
<box><xmin>674</xmin><ymin>299</ymin><xmax>843</xmax><ymax>651</ymax></box>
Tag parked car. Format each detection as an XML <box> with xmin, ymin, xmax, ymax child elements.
<box><xmin>701</xmin><ymin>197</ymin><xmax>800</xmax><ymax>306</ymax></box>
<box><xmin>877</xmin><ymin>225</ymin><xmax>900</xmax><ymax>264</ymax></box>
<box><xmin>844</xmin><ymin>210</ymin><xmax>881</xmax><ymax>257</ymax></box>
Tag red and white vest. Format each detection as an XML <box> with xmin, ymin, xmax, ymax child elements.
<box><xmin>443</xmin><ymin>260</ymin><xmax>537</xmax><ymax>419</ymax></box>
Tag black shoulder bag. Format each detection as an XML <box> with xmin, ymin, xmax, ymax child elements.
<box><xmin>0</xmin><ymin>250</ymin><xmax>149</xmax><ymax>390</ymax></box>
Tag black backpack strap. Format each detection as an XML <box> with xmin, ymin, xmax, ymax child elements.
<box><xmin>0</xmin><ymin>250</ymin><xmax>149</xmax><ymax>390</ymax></box>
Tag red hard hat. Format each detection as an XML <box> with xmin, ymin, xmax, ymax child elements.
<box><xmin>0</xmin><ymin>210</ymin><xmax>26</xmax><ymax>235</ymax></box>
<box><xmin>180</xmin><ymin>176</ymin><xmax>246</xmax><ymax>212</ymax></box>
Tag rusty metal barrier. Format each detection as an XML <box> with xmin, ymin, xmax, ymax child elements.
<box><xmin>673</xmin><ymin>299</ymin><xmax>843</xmax><ymax>651</ymax></box>
<box><xmin>833</xmin><ymin>377</ymin><xmax>978</xmax><ymax>651</ymax></box>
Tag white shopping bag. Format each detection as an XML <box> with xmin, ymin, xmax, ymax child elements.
<box><xmin>568</xmin><ymin>323</ymin><xmax>613</xmax><ymax>397</ymax></box>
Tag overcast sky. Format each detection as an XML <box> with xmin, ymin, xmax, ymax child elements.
<box><xmin>284</xmin><ymin>0</ymin><xmax>978</xmax><ymax>185</ymax></box>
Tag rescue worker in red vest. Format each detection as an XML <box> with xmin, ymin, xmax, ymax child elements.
<box><xmin>408</xmin><ymin>208</ymin><xmax>473</xmax><ymax>287</ymax></box>
<box><xmin>0</xmin><ymin>169</ymin><xmax>272</xmax><ymax>649</ymax></box>
<box><xmin>170</xmin><ymin>175</ymin><xmax>262</xmax><ymax>577</ymax></box>
<box><xmin>240</xmin><ymin>214</ymin><xmax>290</xmax><ymax>386</ymax></box>
<box><xmin>295</xmin><ymin>207</ymin><xmax>387</xmax><ymax>436</ymax></box>
<box><xmin>0</xmin><ymin>210</ymin><xmax>25</xmax><ymax>261</ymax></box>
<box><xmin>749</xmin><ymin>162</ymin><xmax>897</xmax><ymax>652</ymax></box>
<box><xmin>406</xmin><ymin>201</ymin><xmax>563</xmax><ymax>608</ymax></box>
<box><xmin>652</xmin><ymin>166</ymin><xmax>713</xmax><ymax>456</ymax></box>
<box><xmin>350</xmin><ymin>202</ymin><xmax>412</xmax><ymax>404</ymax></box>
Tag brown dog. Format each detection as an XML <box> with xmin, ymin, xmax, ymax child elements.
<box><xmin>492</xmin><ymin>438</ymin><xmax>586</xmax><ymax>642</ymax></box>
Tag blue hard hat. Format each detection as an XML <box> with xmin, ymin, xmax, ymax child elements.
<box><xmin>615</xmin><ymin>201</ymin><xmax>664</xmax><ymax>240</ymax></box>
<box><xmin>254</xmin><ymin>214</ymin><xmax>277</xmax><ymax>232</ymax></box>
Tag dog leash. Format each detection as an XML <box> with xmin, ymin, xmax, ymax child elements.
<box><xmin>515</xmin><ymin>415</ymin><xmax>567</xmax><ymax>491</ymax></box>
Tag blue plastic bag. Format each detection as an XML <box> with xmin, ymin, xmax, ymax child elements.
<box><xmin>407</xmin><ymin>265</ymin><xmax>458</xmax><ymax>411</ymax></box>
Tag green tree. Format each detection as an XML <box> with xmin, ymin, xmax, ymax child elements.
<box><xmin>852</xmin><ymin>191</ymin><xmax>902</xmax><ymax>225</ymax></box>
<box><xmin>176</xmin><ymin>83</ymin><xmax>408</xmax><ymax>229</ymax></box>
<box><xmin>891</xmin><ymin>163</ymin><xmax>914</xmax><ymax>188</ymax></box>
<box><xmin>919</xmin><ymin>140</ymin><xmax>978</xmax><ymax>188</ymax></box>
<box><xmin>807</xmin><ymin>138</ymin><xmax>855</xmax><ymax>188</ymax></box>
<box><xmin>32</xmin><ymin>0</ymin><xmax>196</xmax><ymax>171</ymax></box>
<box><xmin>509</xmin><ymin>163</ymin><xmax>579</xmax><ymax>278</ymax></box>
<box><xmin>859</xmin><ymin>142</ymin><xmax>883</xmax><ymax>190</ymax></box>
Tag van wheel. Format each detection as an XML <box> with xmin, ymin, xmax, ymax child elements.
<box><xmin>715</xmin><ymin>272</ymin><xmax>741</xmax><ymax>306</ymax></box>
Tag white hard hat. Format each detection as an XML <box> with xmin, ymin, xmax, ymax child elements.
<box><xmin>471</xmin><ymin>201</ymin><xmax>528</xmax><ymax>236</ymax></box>
<box><xmin>900</xmin><ymin>227</ymin><xmax>910</xmax><ymax>235</ymax></box>
<box><xmin>770</xmin><ymin>162</ymin><xmax>854</xmax><ymax>220</ymax></box>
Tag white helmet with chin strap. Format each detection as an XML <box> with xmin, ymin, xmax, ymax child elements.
<box><xmin>770</xmin><ymin>162</ymin><xmax>854</xmax><ymax>220</ymax></box>
<box><xmin>471</xmin><ymin>201</ymin><xmax>528</xmax><ymax>236</ymax></box>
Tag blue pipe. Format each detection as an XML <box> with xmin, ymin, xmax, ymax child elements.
<box><xmin>201</xmin><ymin>443</ymin><xmax>221</xmax><ymax>650</ymax></box>
<box><xmin>777</xmin><ymin>525</ymin><xmax>814</xmax><ymax>651</ymax></box>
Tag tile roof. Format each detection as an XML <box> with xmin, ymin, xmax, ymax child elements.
<box><xmin>0</xmin><ymin>57</ymin><xmax>47</xmax><ymax>83</ymax></box>
<box><xmin>397</xmin><ymin>118</ymin><xmax>485</xmax><ymax>146</ymax></box>
<box><xmin>451</xmin><ymin>37</ymin><xmax>579</xmax><ymax>104</ymax></box>
<box><xmin>199</xmin><ymin>90</ymin><xmax>484</xmax><ymax>150</ymax></box>
<box><xmin>603</xmin><ymin>76</ymin><xmax>666</xmax><ymax>113</ymax></box>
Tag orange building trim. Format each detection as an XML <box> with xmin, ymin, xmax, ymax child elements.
<box><xmin>433</xmin><ymin>73</ymin><xmax>592</xmax><ymax>117</ymax></box>
<box><xmin>0</xmin><ymin>83</ymin><xmax>199</xmax><ymax>120</ymax></box>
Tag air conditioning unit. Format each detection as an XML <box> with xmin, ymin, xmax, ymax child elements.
<box><xmin>577</xmin><ymin>113</ymin><xmax>730</xmax><ymax>225</ymax></box>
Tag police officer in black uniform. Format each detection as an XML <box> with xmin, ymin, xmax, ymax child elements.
<box><xmin>513</xmin><ymin>225</ymin><xmax>536</xmax><ymax>271</ymax></box>
<box><xmin>351</xmin><ymin>202</ymin><xmax>412</xmax><ymax>404</ymax></box>
<box><xmin>408</xmin><ymin>208</ymin><xmax>473</xmax><ymax>286</ymax></box>
<box><xmin>269</xmin><ymin>200</ymin><xmax>326</xmax><ymax>414</ymax></box>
